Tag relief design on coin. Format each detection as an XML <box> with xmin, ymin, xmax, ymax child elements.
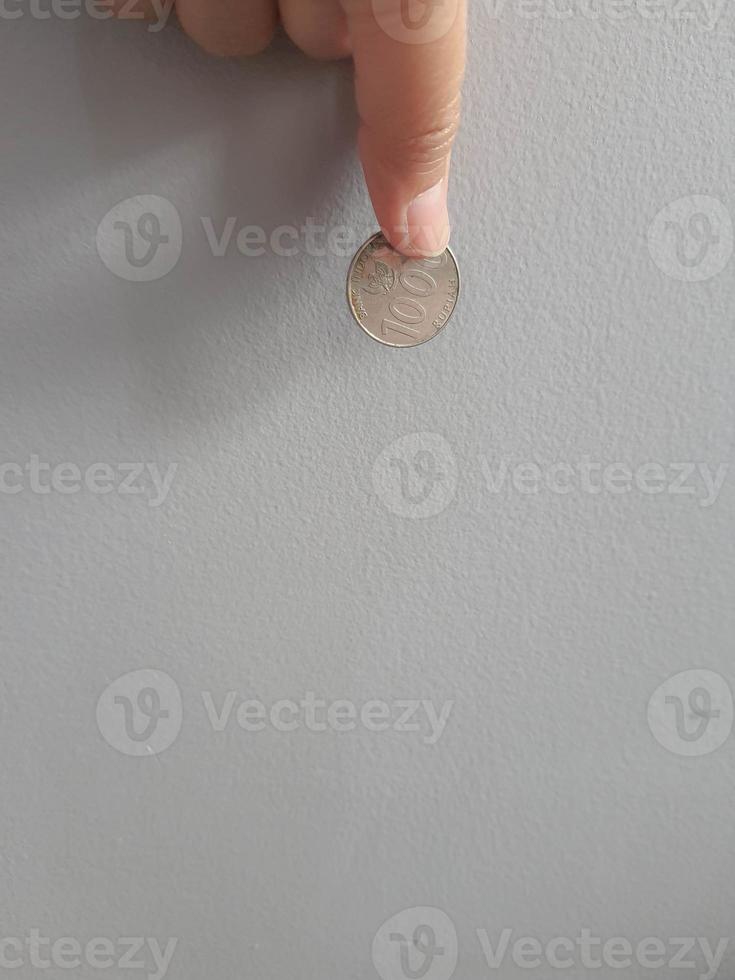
<box><xmin>347</xmin><ymin>233</ymin><xmax>460</xmax><ymax>348</ymax></box>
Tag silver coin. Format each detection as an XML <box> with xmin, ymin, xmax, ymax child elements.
<box><xmin>346</xmin><ymin>232</ymin><xmax>460</xmax><ymax>348</ymax></box>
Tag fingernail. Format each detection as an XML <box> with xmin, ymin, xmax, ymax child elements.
<box><xmin>405</xmin><ymin>179</ymin><xmax>450</xmax><ymax>256</ymax></box>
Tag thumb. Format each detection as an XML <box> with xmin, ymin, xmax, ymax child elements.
<box><xmin>344</xmin><ymin>0</ymin><xmax>465</xmax><ymax>257</ymax></box>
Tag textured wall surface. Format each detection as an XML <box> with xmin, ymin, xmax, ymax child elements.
<box><xmin>1</xmin><ymin>5</ymin><xmax>734</xmax><ymax>980</ymax></box>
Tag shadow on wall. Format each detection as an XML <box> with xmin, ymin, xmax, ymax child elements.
<box><xmin>73</xmin><ymin>16</ymin><xmax>361</xmax><ymax>428</ymax></box>
<box><xmin>75</xmin><ymin>16</ymin><xmax>357</xmax><ymax>216</ymax></box>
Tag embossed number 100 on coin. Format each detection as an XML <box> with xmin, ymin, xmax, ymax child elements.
<box><xmin>347</xmin><ymin>232</ymin><xmax>460</xmax><ymax>348</ymax></box>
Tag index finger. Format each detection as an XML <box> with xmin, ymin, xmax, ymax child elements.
<box><xmin>343</xmin><ymin>0</ymin><xmax>465</xmax><ymax>257</ymax></box>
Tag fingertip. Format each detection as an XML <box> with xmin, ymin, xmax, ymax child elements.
<box><xmin>362</xmin><ymin>145</ymin><xmax>451</xmax><ymax>258</ymax></box>
<box><xmin>405</xmin><ymin>178</ymin><xmax>450</xmax><ymax>256</ymax></box>
<box><xmin>379</xmin><ymin>223</ymin><xmax>451</xmax><ymax>259</ymax></box>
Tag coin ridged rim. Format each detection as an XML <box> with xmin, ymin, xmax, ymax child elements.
<box><xmin>346</xmin><ymin>232</ymin><xmax>461</xmax><ymax>349</ymax></box>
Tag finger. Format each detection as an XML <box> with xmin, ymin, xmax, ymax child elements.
<box><xmin>343</xmin><ymin>0</ymin><xmax>465</xmax><ymax>256</ymax></box>
<box><xmin>176</xmin><ymin>0</ymin><xmax>278</xmax><ymax>56</ymax></box>
<box><xmin>280</xmin><ymin>0</ymin><xmax>351</xmax><ymax>59</ymax></box>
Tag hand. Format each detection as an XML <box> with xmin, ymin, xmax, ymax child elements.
<box><xmin>120</xmin><ymin>0</ymin><xmax>465</xmax><ymax>257</ymax></box>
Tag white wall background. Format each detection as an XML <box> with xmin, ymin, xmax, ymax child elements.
<box><xmin>1</xmin><ymin>4</ymin><xmax>734</xmax><ymax>980</ymax></box>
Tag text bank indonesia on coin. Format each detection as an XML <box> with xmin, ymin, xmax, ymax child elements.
<box><xmin>347</xmin><ymin>232</ymin><xmax>460</xmax><ymax>348</ymax></box>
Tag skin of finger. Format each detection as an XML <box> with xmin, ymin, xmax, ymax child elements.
<box><xmin>176</xmin><ymin>0</ymin><xmax>278</xmax><ymax>56</ymax></box>
<box><xmin>279</xmin><ymin>0</ymin><xmax>352</xmax><ymax>59</ymax></box>
<box><xmin>342</xmin><ymin>0</ymin><xmax>465</xmax><ymax>253</ymax></box>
